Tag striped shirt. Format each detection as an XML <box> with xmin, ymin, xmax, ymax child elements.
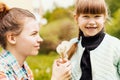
<box><xmin>0</xmin><ymin>51</ymin><xmax>33</xmax><ymax>80</ymax></box>
<box><xmin>69</xmin><ymin>34</ymin><xmax>120</xmax><ymax>80</ymax></box>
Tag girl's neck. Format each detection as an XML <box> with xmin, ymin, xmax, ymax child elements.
<box><xmin>6</xmin><ymin>48</ymin><xmax>26</xmax><ymax>67</ymax></box>
<box><xmin>81</xmin><ymin>29</ymin><xmax>105</xmax><ymax>50</ymax></box>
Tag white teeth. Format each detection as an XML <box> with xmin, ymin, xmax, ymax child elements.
<box><xmin>86</xmin><ymin>27</ymin><xmax>97</xmax><ymax>29</ymax></box>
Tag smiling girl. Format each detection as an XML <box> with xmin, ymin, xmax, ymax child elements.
<box><xmin>57</xmin><ymin>0</ymin><xmax>120</xmax><ymax>80</ymax></box>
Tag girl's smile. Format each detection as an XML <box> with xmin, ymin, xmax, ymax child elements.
<box><xmin>76</xmin><ymin>14</ymin><xmax>105</xmax><ymax>37</ymax></box>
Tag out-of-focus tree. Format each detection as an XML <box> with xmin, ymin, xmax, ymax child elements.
<box><xmin>106</xmin><ymin>0</ymin><xmax>120</xmax><ymax>16</ymax></box>
<box><xmin>44</xmin><ymin>7</ymin><xmax>73</xmax><ymax>23</ymax></box>
<box><xmin>40</xmin><ymin>18</ymin><xmax>78</xmax><ymax>54</ymax></box>
<box><xmin>106</xmin><ymin>9</ymin><xmax>120</xmax><ymax>38</ymax></box>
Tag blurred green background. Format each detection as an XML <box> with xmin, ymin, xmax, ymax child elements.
<box><xmin>0</xmin><ymin>0</ymin><xmax>120</xmax><ymax>80</ymax></box>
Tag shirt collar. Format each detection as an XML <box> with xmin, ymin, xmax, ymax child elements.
<box><xmin>1</xmin><ymin>50</ymin><xmax>29</xmax><ymax>79</ymax></box>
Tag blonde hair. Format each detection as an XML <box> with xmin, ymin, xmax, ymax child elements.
<box><xmin>67</xmin><ymin>0</ymin><xmax>109</xmax><ymax>60</ymax></box>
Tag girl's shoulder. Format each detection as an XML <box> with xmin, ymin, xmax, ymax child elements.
<box><xmin>0</xmin><ymin>51</ymin><xmax>14</xmax><ymax>72</ymax></box>
<box><xmin>0</xmin><ymin>57</ymin><xmax>6</xmax><ymax>72</ymax></box>
<box><xmin>104</xmin><ymin>33</ymin><xmax>120</xmax><ymax>47</ymax></box>
<box><xmin>105</xmin><ymin>34</ymin><xmax>120</xmax><ymax>43</ymax></box>
<box><xmin>69</xmin><ymin>37</ymin><xmax>79</xmax><ymax>43</ymax></box>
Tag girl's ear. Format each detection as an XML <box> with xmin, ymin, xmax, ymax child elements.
<box><xmin>74</xmin><ymin>14</ymin><xmax>78</xmax><ymax>24</ymax></box>
<box><xmin>6</xmin><ymin>32</ymin><xmax>16</xmax><ymax>44</ymax></box>
<box><xmin>104</xmin><ymin>16</ymin><xmax>107</xmax><ymax>23</ymax></box>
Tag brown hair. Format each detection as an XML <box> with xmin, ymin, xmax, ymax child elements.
<box><xmin>0</xmin><ymin>2</ymin><xmax>35</xmax><ymax>49</ymax></box>
<box><xmin>75</xmin><ymin>0</ymin><xmax>108</xmax><ymax>16</ymax></box>
<box><xmin>67</xmin><ymin>0</ymin><xmax>108</xmax><ymax>60</ymax></box>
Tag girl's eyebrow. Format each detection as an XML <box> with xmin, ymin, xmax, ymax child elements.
<box><xmin>31</xmin><ymin>31</ymin><xmax>38</xmax><ymax>34</ymax></box>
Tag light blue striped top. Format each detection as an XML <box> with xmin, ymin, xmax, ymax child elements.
<box><xmin>69</xmin><ymin>33</ymin><xmax>120</xmax><ymax>80</ymax></box>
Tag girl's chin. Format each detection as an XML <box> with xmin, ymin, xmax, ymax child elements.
<box><xmin>31</xmin><ymin>51</ymin><xmax>39</xmax><ymax>56</ymax></box>
<box><xmin>84</xmin><ymin>31</ymin><xmax>98</xmax><ymax>36</ymax></box>
<box><xmin>34</xmin><ymin>52</ymin><xmax>39</xmax><ymax>55</ymax></box>
<box><xmin>84</xmin><ymin>33</ymin><xmax>98</xmax><ymax>37</ymax></box>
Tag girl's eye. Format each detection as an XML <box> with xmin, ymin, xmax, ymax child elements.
<box><xmin>83</xmin><ymin>16</ymin><xmax>89</xmax><ymax>18</ymax></box>
<box><xmin>31</xmin><ymin>32</ymin><xmax>37</xmax><ymax>36</ymax></box>
<box><xmin>95</xmin><ymin>15</ymin><xmax>101</xmax><ymax>18</ymax></box>
<box><xmin>32</xmin><ymin>33</ymin><xmax>36</xmax><ymax>35</ymax></box>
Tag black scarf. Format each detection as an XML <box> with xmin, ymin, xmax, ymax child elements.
<box><xmin>80</xmin><ymin>30</ymin><xmax>105</xmax><ymax>80</ymax></box>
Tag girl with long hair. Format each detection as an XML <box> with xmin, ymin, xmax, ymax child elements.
<box><xmin>57</xmin><ymin>0</ymin><xmax>120</xmax><ymax>80</ymax></box>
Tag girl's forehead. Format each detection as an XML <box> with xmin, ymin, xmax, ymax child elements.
<box><xmin>22</xmin><ymin>18</ymin><xmax>40</xmax><ymax>30</ymax></box>
<box><xmin>22</xmin><ymin>18</ymin><xmax>38</xmax><ymax>26</ymax></box>
<box><xmin>78</xmin><ymin>14</ymin><xmax>105</xmax><ymax>18</ymax></box>
<box><xmin>80</xmin><ymin>13</ymin><xmax>104</xmax><ymax>15</ymax></box>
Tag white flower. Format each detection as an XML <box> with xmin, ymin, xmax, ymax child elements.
<box><xmin>56</xmin><ymin>41</ymin><xmax>72</xmax><ymax>59</ymax></box>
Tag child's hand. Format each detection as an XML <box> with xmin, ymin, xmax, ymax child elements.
<box><xmin>56</xmin><ymin>58</ymin><xmax>68</xmax><ymax>66</ymax></box>
<box><xmin>51</xmin><ymin>59</ymin><xmax>72</xmax><ymax>80</ymax></box>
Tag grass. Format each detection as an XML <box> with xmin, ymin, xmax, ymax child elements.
<box><xmin>0</xmin><ymin>47</ymin><xmax>58</xmax><ymax>80</ymax></box>
<box><xmin>26</xmin><ymin>52</ymin><xmax>59</xmax><ymax>80</ymax></box>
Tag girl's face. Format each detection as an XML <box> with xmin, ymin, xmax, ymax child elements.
<box><xmin>77</xmin><ymin>14</ymin><xmax>105</xmax><ymax>37</ymax></box>
<box><xmin>15</xmin><ymin>18</ymin><xmax>43</xmax><ymax>57</ymax></box>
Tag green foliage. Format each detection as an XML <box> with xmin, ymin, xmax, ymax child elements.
<box><xmin>26</xmin><ymin>53</ymin><xmax>58</xmax><ymax>80</ymax></box>
<box><xmin>106</xmin><ymin>0</ymin><xmax>120</xmax><ymax>16</ymax></box>
<box><xmin>44</xmin><ymin>7</ymin><xmax>73</xmax><ymax>22</ymax></box>
<box><xmin>0</xmin><ymin>47</ymin><xmax>2</xmax><ymax>52</ymax></box>
<box><xmin>106</xmin><ymin>9</ymin><xmax>120</xmax><ymax>39</ymax></box>
<box><xmin>40</xmin><ymin>18</ymin><xmax>78</xmax><ymax>53</ymax></box>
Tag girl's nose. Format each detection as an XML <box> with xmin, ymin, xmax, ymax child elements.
<box><xmin>88</xmin><ymin>18</ymin><xmax>96</xmax><ymax>25</ymax></box>
<box><xmin>37</xmin><ymin>36</ymin><xmax>43</xmax><ymax>43</ymax></box>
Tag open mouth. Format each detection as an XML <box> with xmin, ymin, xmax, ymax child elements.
<box><xmin>85</xmin><ymin>27</ymin><xmax>97</xmax><ymax>29</ymax></box>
